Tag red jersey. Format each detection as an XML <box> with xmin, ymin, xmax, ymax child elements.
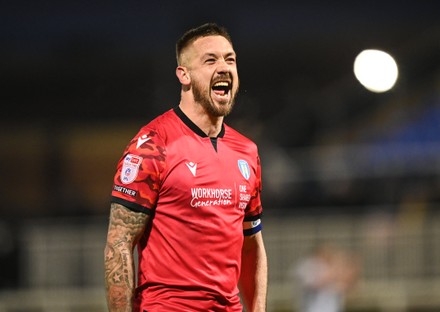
<box><xmin>111</xmin><ymin>107</ymin><xmax>263</xmax><ymax>311</ymax></box>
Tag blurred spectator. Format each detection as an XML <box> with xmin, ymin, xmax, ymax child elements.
<box><xmin>293</xmin><ymin>243</ymin><xmax>361</xmax><ymax>312</ymax></box>
<box><xmin>0</xmin><ymin>221</ymin><xmax>18</xmax><ymax>288</ymax></box>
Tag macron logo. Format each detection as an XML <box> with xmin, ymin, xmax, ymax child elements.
<box><xmin>136</xmin><ymin>135</ymin><xmax>150</xmax><ymax>149</ymax></box>
<box><xmin>185</xmin><ymin>162</ymin><xmax>197</xmax><ymax>177</ymax></box>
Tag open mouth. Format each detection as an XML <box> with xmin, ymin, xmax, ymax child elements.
<box><xmin>212</xmin><ymin>81</ymin><xmax>231</xmax><ymax>97</ymax></box>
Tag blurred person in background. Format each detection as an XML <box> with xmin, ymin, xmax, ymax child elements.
<box><xmin>293</xmin><ymin>243</ymin><xmax>360</xmax><ymax>312</ymax></box>
<box><xmin>104</xmin><ymin>22</ymin><xmax>267</xmax><ymax>311</ymax></box>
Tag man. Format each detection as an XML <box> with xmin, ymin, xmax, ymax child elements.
<box><xmin>104</xmin><ymin>22</ymin><xmax>268</xmax><ymax>311</ymax></box>
<box><xmin>294</xmin><ymin>243</ymin><xmax>360</xmax><ymax>312</ymax></box>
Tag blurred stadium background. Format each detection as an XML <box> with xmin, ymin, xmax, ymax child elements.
<box><xmin>1</xmin><ymin>1</ymin><xmax>440</xmax><ymax>311</ymax></box>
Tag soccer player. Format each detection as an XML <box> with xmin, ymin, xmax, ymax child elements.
<box><xmin>104</xmin><ymin>22</ymin><xmax>268</xmax><ymax>311</ymax></box>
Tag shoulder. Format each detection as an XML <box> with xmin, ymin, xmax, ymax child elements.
<box><xmin>141</xmin><ymin>108</ymin><xmax>177</xmax><ymax>133</ymax></box>
<box><xmin>122</xmin><ymin>108</ymin><xmax>178</xmax><ymax>156</ymax></box>
<box><xmin>135</xmin><ymin>108</ymin><xmax>178</xmax><ymax>144</ymax></box>
<box><xmin>224</xmin><ymin>124</ymin><xmax>258</xmax><ymax>153</ymax></box>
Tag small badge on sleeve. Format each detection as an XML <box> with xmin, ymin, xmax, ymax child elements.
<box><xmin>121</xmin><ymin>154</ymin><xmax>143</xmax><ymax>184</ymax></box>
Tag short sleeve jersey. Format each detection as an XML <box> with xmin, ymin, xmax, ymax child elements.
<box><xmin>111</xmin><ymin>107</ymin><xmax>263</xmax><ymax>311</ymax></box>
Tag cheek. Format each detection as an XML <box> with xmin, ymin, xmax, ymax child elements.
<box><xmin>232</xmin><ymin>70</ymin><xmax>239</xmax><ymax>84</ymax></box>
<box><xmin>193</xmin><ymin>71</ymin><xmax>212</xmax><ymax>85</ymax></box>
<box><xmin>234</xmin><ymin>76</ymin><xmax>240</xmax><ymax>91</ymax></box>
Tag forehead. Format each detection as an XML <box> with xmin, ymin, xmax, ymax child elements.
<box><xmin>190</xmin><ymin>35</ymin><xmax>235</xmax><ymax>57</ymax></box>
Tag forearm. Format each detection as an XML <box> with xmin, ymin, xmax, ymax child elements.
<box><xmin>104</xmin><ymin>203</ymin><xmax>148</xmax><ymax>312</ymax></box>
<box><xmin>104</xmin><ymin>241</ymin><xmax>136</xmax><ymax>311</ymax></box>
<box><xmin>239</xmin><ymin>233</ymin><xmax>268</xmax><ymax>312</ymax></box>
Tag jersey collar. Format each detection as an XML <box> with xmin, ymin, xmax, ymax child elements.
<box><xmin>173</xmin><ymin>106</ymin><xmax>225</xmax><ymax>139</ymax></box>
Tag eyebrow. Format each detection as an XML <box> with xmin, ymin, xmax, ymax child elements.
<box><xmin>202</xmin><ymin>51</ymin><xmax>236</xmax><ymax>59</ymax></box>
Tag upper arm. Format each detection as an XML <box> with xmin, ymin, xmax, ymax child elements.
<box><xmin>242</xmin><ymin>231</ymin><xmax>265</xmax><ymax>253</ymax></box>
<box><xmin>106</xmin><ymin>202</ymin><xmax>150</xmax><ymax>249</ymax></box>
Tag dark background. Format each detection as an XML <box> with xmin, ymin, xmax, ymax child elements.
<box><xmin>2</xmin><ymin>0</ymin><xmax>440</xmax><ymax>216</ymax></box>
<box><xmin>1</xmin><ymin>0</ymin><xmax>440</xmax><ymax>301</ymax></box>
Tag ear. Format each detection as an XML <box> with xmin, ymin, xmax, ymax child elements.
<box><xmin>176</xmin><ymin>66</ymin><xmax>191</xmax><ymax>85</ymax></box>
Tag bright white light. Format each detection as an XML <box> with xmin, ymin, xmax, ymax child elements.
<box><xmin>353</xmin><ymin>49</ymin><xmax>399</xmax><ymax>93</ymax></box>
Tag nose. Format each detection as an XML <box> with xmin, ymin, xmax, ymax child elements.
<box><xmin>216</xmin><ymin>59</ymin><xmax>231</xmax><ymax>75</ymax></box>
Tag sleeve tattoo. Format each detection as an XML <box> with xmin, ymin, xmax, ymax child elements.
<box><xmin>104</xmin><ymin>203</ymin><xmax>149</xmax><ymax>311</ymax></box>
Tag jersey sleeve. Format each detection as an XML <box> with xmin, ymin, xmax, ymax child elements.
<box><xmin>111</xmin><ymin>128</ymin><xmax>166</xmax><ymax>214</ymax></box>
<box><xmin>243</xmin><ymin>154</ymin><xmax>263</xmax><ymax>236</ymax></box>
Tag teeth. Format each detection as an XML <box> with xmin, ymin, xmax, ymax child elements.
<box><xmin>213</xmin><ymin>82</ymin><xmax>229</xmax><ymax>87</ymax></box>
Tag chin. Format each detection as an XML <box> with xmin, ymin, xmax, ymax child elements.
<box><xmin>219</xmin><ymin>103</ymin><xmax>234</xmax><ymax>116</ymax></box>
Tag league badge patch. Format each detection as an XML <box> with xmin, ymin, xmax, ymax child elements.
<box><xmin>121</xmin><ymin>154</ymin><xmax>143</xmax><ymax>184</ymax></box>
<box><xmin>238</xmin><ymin>159</ymin><xmax>250</xmax><ymax>180</ymax></box>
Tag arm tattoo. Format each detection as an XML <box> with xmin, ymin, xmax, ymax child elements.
<box><xmin>104</xmin><ymin>203</ymin><xmax>149</xmax><ymax>311</ymax></box>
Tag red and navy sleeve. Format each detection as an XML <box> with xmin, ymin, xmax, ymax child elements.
<box><xmin>111</xmin><ymin>127</ymin><xmax>166</xmax><ymax>215</ymax></box>
<box><xmin>243</xmin><ymin>154</ymin><xmax>263</xmax><ymax>236</ymax></box>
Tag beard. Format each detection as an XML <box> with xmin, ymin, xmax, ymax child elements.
<box><xmin>191</xmin><ymin>76</ymin><xmax>239</xmax><ymax>117</ymax></box>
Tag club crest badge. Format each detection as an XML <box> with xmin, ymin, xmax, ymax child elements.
<box><xmin>121</xmin><ymin>154</ymin><xmax>143</xmax><ymax>184</ymax></box>
<box><xmin>238</xmin><ymin>159</ymin><xmax>250</xmax><ymax>180</ymax></box>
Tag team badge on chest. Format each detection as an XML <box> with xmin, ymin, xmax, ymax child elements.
<box><xmin>121</xmin><ymin>154</ymin><xmax>143</xmax><ymax>184</ymax></box>
<box><xmin>238</xmin><ymin>159</ymin><xmax>250</xmax><ymax>180</ymax></box>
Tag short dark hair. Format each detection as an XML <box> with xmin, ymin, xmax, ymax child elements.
<box><xmin>176</xmin><ymin>23</ymin><xmax>233</xmax><ymax>65</ymax></box>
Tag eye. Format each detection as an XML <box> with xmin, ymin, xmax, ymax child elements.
<box><xmin>205</xmin><ymin>58</ymin><xmax>216</xmax><ymax>64</ymax></box>
<box><xmin>225</xmin><ymin>54</ymin><xmax>236</xmax><ymax>64</ymax></box>
<box><xmin>226</xmin><ymin>57</ymin><xmax>236</xmax><ymax>65</ymax></box>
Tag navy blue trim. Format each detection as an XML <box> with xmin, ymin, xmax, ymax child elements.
<box><xmin>243</xmin><ymin>223</ymin><xmax>262</xmax><ymax>236</ymax></box>
<box><xmin>111</xmin><ymin>196</ymin><xmax>151</xmax><ymax>215</ymax></box>
<box><xmin>210</xmin><ymin>137</ymin><xmax>218</xmax><ymax>152</ymax></box>
<box><xmin>243</xmin><ymin>213</ymin><xmax>262</xmax><ymax>222</ymax></box>
<box><xmin>173</xmin><ymin>106</ymin><xmax>225</xmax><ymax>138</ymax></box>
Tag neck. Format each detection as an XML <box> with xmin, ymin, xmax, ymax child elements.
<box><xmin>178</xmin><ymin>101</ymin><xmax>224</xmax><ymax>137</ymax></box>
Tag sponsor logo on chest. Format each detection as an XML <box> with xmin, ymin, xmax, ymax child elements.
<box><xmin>184</xmin><ymin>159</ymin><xmax>252</xmax><ymax>210</ymax></box>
